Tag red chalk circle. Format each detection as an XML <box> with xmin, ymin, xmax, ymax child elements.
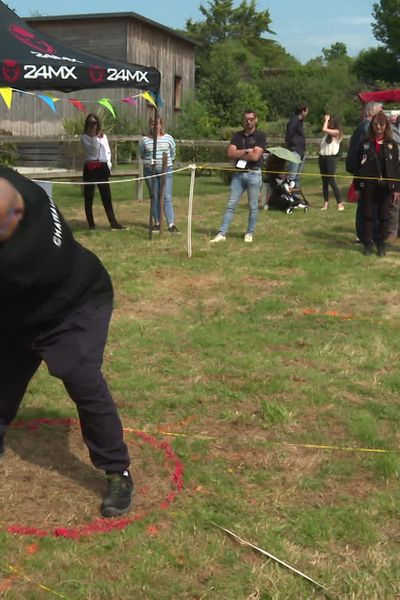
<box><xmin>4</xmin><ymin>418</ymin><xmax>185</xmax><ymax>539</ymax></box>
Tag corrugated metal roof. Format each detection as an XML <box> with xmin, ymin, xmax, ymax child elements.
<box><xmin>25</xmin><ymin>11</ymin><xmax>199</xmax><ymax>46</ymax></box>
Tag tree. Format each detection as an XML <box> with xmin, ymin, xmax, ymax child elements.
<box><xmin>322</xmin><ymin>42</ymin><xmax>349</xmax><ymax>63</ymax></box>
<box><xmin>372</xmin><ymin>0</ymin><xmax>400</xmax><ymax>55</ymax></box>
<box><xmin>197</xmin><ymin>43</ymin><xmax>268</xmax><ymax>128</ymax></box>
<box><xmin>186</xmin><ymin>0</ymin><xmax>273</xmax><ymax>46</ymax></box>
<box><xmin>353</xmin><ymin>46</ymin><xmax>400</xmax><ymax>84</ymax></box>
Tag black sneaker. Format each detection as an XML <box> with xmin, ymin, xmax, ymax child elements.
<box><xmin>111</xmin><ymin>223</ymin><xmax>129</xmax><ymax>231</ymax></box>
<box><xmin>100</xmin><ymin>471</ymin><xmax>134</xmax><ymax>518</ymax></box>
<box><xmin>168</xmin><ymin>225</ymin><xmax>181</xmax><ymax>234</ymax></box>
<box><xmin>0</xmin><ymin>437</ymin><xmax>4</xmax><ymax>459</ymax></box>
<box><xmin>152</xmin><ymin>224</ymin><xmax>160</xmax><ymax>233</ymax></box>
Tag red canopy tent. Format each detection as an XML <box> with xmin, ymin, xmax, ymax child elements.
<box><xmin>358</xmin><ymin>90</ymin><xmax>400</xmax><ymax>104</ymax></box>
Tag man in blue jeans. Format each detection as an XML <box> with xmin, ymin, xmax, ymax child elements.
<box><xmin>210</xmin><ymin>109</ymin><xmax>266</xmax><ymax>244</ymax></box>
<box><xmin>285</xmin><ymin>102</ymin><xmax>309</xmax><ymax>187</ymax></box>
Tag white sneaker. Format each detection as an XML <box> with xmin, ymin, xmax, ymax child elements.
<box><xmin>210</xmin><ymin>233</ymin><xmax>226</xmax><ymax>243</ymax></box>
<box><xmin>244</xmin><ymin>233</ymin><xmax>253</xmax><ymax>243</ymax></box>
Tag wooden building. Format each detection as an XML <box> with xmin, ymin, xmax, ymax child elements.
<box><xmin>0</xmin><ymin>11</ymin><xmax>197</xmax><ymax>136</ymax></box>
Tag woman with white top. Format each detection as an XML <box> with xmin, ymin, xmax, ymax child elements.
<box><xmin>138</xmin><ymin>117</ymin><xmax>179</xmax><ymax>233</ymax></box>
<box><xmin>319</xmin><ymin>114</ymin><xmax>344</xmax><ymax>211</ymax></box>
<box><xmin>81</xmin><ymin>114</ymin><xmax>126</xmax><ymax>230</ymax></box>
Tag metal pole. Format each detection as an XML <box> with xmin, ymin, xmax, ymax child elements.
<box><xmin>149</xmin><ymin>106</ymin><xmax>159</xmax><ymax>240</ymax></box>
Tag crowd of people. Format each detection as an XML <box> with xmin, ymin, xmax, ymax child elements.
<box><xmin>78</xmin><ymin>105</ymin><xmax>400</xmax><ymax>256</ymax></box>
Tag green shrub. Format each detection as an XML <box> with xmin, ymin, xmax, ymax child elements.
<box><xmin>0</xmin><ymin>142</ymin><xmax>18</xmax><ymax>166</ymax></box>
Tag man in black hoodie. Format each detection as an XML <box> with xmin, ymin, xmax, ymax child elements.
<box><xmin>285</xmin><ymin>102</ymin><xmax>309</xmax><ymax>186</ymax></box>
<box><xmin>0</xmin><ymin>167</ymin><xmax>133</xmax><ymax>518</ymax></box>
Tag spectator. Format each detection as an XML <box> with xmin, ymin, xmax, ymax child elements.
<box><xmin>210</xmin><ymin>109</ymin><xmax>266</xmax><ymax>244</ymax></box>
<box><xmin>285</xmin><ymin>102</ymin><xmax>309</xmax><ymax>186</ymax></box>
<box><xmin>138</xmin><ymin>116</ymin><xmax>179</xmax><ymax>234</ymax></box>
<box><xmin>319</xmin><ymin>114</ymin><xmax>344</xmax><ymax>211</ymax></box>
<box><xmin>0</xmin><ymin>167</ymin><xmax>133</xmax><ymax>517</ymax></box>
<box><xmin>387</xmin><ymin>113</ymin><xmax>400</xmax><ymax>241</ymax></box>
<box><xmin>81</xmin><ymin>113</ymin><xmax>126</xmax><ymax>231</ymax></box>
<box><xmin>354</xmin><ymin>112</ymin><xmax>400</xmax><ymax>256</ymax></box>
<box><xmin>346</xmin><ymin>102</ymin><xmax>383</xmax><ymax>242</ymax></box>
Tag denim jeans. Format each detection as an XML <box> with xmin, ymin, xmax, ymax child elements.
<box><xmin>144</xmin><ymin>165</ymin><xmax>174</xmax><ymax>225</ymax></box>
<box><xmin>286</xmin><ymin>152</ymin><xmax>304</xmax><ymax>187</ymax></box>
<box><xmin>220</xmin><ymin>170</ymin><xmax>262</xmax><ymax>235</ymax></box>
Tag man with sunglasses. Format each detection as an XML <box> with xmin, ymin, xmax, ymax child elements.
<box><xmin>210</xmin><ymin>109</ymin><xmax>266</xmax><ymax>244</ymax></box>
<box><xmin>0</xmin><ymin>167</ymin><xmax>133</xmax><ymax>518</ymax></box>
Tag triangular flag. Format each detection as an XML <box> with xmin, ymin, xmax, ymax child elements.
<box><xmin>141</xmin><ymin>91</ymin><xmax>157</xmax><ymax>108</ymax></box>
<box><xmin>0</xmin><ymin>87</ymin><xmax>13</xmax><ymax>109</ymax></box>
<box><xmin>121</xmin><ymin>96</ymin><xmax>138</xmax><ymax>106</ymax></box>
<box><xmin>98</xmin><ymin>98</ymin><xmax>116</xmax><ymax>117</ymax></box>
<box><xmin>38</xmin><ymin>94</ymin><xmax>57</xmax><ymax>112</ymax></box>
<box><xmin>150</xmin><ymin>90</ymin><xmax>164</xmax><ymax>108</ymax></box>
<box><xmin>69</xmin><ymin>98</ymin><xmax>87</xmax><ymax>112</ymax></box>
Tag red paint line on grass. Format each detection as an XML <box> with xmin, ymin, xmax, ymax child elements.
<box><xmin>6</xmin><ymin>418</ymin><xmax>185</xmax><ymax>539</ymax></box>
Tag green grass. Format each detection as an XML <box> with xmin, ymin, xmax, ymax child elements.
<box><xmin>1</xmin><ymin>161</ymin><xmax>400</xmax><ymax>599</ymax></box>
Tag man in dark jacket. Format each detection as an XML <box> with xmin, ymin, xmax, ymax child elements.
<box><xmin>285</xmin><ymin>102</ymin><xmax>309</xmax><ymax>186</ymax></box>
<box><xmin>0</xmin><ymin>167</ymin><xmax>133</xmax><ymax>517</ymax></box>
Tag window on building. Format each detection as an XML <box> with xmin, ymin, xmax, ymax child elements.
<box><xmin>174</xmin><ymin>76</ymin><xmax>183</xmax><ymax>111</ymax></box>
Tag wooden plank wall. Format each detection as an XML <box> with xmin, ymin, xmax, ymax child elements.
<box><xmin>0</xmin><ymin>16</ymin><xmax>196</xmax><ymax>136</ymax></box>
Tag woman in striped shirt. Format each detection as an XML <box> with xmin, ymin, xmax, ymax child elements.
<box><xmin>139</xmin><ymin>117</ymin><xmax>179</xmax><ymax>233</ymax></box>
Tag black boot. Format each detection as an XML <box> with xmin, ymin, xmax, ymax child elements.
<box><xmin>100</xmin><ymin>471</ymin><xmax>134</xmax><ymax>518</ymax></box>
<box><xmin>363</xmin><ymin>243</ymin><xmax>373</xmax><ymax>256</ymax></box>
<box><xmin>377</xmin><ymin>243</ymin><xmax>387</xmax><ymax>257</ymax></box>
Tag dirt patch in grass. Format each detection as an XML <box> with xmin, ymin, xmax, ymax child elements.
<box><xmin>0</xmin><ymin>423</ymin><xmax>175</xmax><ymax>530</ymax></box>
<box><xmin>114</xmin><ymin>270</ymin><xmax>286</xmax><ymax>321</ymax></box>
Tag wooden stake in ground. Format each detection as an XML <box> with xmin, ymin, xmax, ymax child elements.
<box><xmin>212</xmin><ymin>523</ymin><xmax>336</xmax><ymax>599</ymax></box>
<box><xmin>159</xmin><ymin>152</ymin><xmax>168</xmax><ymax>234</ymax></box>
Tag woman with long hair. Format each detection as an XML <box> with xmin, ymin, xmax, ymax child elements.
<box><xmin>81</xmin><ymin>113</ymin><xmax>126</xmax><ymax>230</ymax></box>
<box><xmin>355</xmin><ymin>112</ymin><xmax>400</xmax><ymax>256</ymax></box>
<box><xmin>319</xmin><ymin>114</ymin><xmax>344</xmax><ymax>211</ymax></box>
<box><xmin>138</xmin><ymin>116</ymin><xmax>179</xmax><ymax>233</ymax></box>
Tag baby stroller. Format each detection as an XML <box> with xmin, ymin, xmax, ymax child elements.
<box><xmin>264</xmin><ymin>152</ymin><xmax>310</xmax><ymax>214</ymax></box>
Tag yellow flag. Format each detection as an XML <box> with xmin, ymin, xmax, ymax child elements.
<box><xmin>0</xmin><ymin>87</ymin><xmax>12</xmax><ymax>109</ymax></box>
<box><xmin>141</xmin><ymin>91</ymin><xmax>157</xmax><ymax>108</ymax></box>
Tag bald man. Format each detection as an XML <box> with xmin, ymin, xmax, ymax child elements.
<box><xmin>0</xmin><ymin>166</ymin><xmax>133</xmax><ymax>518</ymax></box>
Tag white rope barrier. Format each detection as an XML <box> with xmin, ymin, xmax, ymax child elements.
<box><xmin>31</xmin><ymin>164</ymin><xmax>192</xmax><ymax>186</ymax></box>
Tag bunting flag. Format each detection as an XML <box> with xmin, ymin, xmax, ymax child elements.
<box><xmin>98</xmin><ymin>98</ymin><xmax>116</xmax><ymax>117</ymax></box>
<box><xmin>141</xmin><ymin>91</ymin><xmax>158</xmax><ymax>108</ymax></box>
<box><xmin>121</xmin><ymin>95</ymin><xmax>138</xmax><ymax>106</ymax></box>
<box><xmin>37</xmin><ymin>94</ymin><xmax>57</xmax><ymax>113</ymax></box>
<box><xmin>150</xmin><ymin>90</ymin><xmax>164</xmax><ymax>108</ymax></box>
<box><xmin>68</xmin><ymin>98</ymin><xmax>87</xmax><ymax>112</ymax></box>
<box><xmin>0</xmin><ymin>87</ymin><xmax>12</xmax><ymax>109</ymax></box>
<box><xmin>1</xmin><ymin>87</ymin><xmax>157</xmax><ymax>114</ymax></box>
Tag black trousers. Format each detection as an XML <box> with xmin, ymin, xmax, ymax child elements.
<box><xmin>0</xmin><ymin>301</ymin><xmax>130</xmax><ymax>473</ymax></box>
<box><xmin>318</xmin><ymin>155</ymin><xmax>341</xmax><ymax>203</ymax></box>
<box><xmin>361</xmin><ymin>182</ymin><xmax>391</xmax><ymax>245</ymax></box>
<box><xmin>83</xmin><ymin>163</ymin><xmax>118</xmax><ymax>228</ymax></box>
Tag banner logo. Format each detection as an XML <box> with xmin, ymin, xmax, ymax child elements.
<box><xmin>89</xmin><ymin>65</ymin><xmax>105</xmax><ymax>83</ymax></box>
<box><xmin>2</xmin><ymin>59</ymin><xmax>21</xmax><ymax>83</ymax></box>
<box><xmin>24</xmin><ymin>65</ymin><xmax>77</xmax><ymax>80</ymax></box>
<box><xmin>9</xmin><ymin>25</ymin><xmax>55</xmax><ymax>54</ymax></box>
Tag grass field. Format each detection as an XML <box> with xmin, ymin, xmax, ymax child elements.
<box><xmin>1</xmin><ymin>162</ymin><xmax>400</xmax><ymax>600</ymax></box>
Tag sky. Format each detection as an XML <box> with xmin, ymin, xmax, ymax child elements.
<box><xmin>10</xmin><ymin>0</ymin><xmax>379</xmax><ymax>63</ymax></box>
